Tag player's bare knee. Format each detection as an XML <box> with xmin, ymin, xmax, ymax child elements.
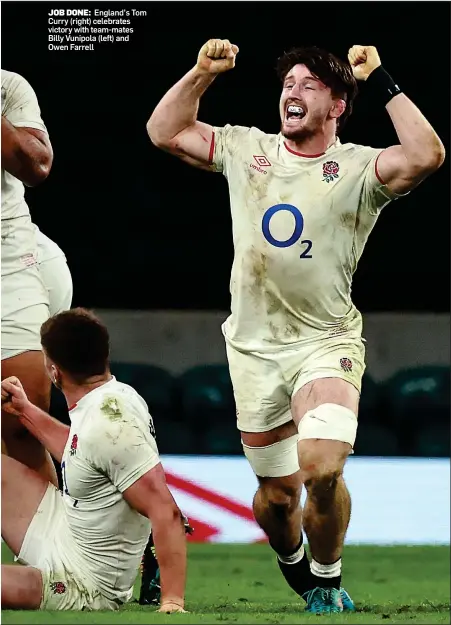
<box><xmin>257</xmin><ymin>478</ymin><xmax>300</xmax><ymax>519</ymax></box>
<box><xmin>299</xmin><ymin>441</ymin><xmax>347</xmax><ymax>490</ymax></box>
<box><xmin>1</xmin><ymin>565</ymin><xmax>43</xmax><ymax>609</ymax></box>
<box><xmin>303</xmin><ymin>467</ymin><xmax>342</xmax><ymax>496</ymax></box>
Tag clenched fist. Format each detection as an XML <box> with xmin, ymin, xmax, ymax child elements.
<box><xmin>1</xmin><ymin>376</ymin><xmax>30</xmax><ymax>417</ymax></box>
<box><xmin>348</xmin><ymin>45</ymin><xmax>381</xmax><ymax>81</ymax></box>
<box><xmin>196</xmin><ymin>39</ymin><xmax>239</xmax><ymax>75</ymax></box>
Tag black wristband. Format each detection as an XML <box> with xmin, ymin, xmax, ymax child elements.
<box><xmin>365</xmin><ymin>65</ymin><xmax>402</xmax><ymax>107</ymax></box>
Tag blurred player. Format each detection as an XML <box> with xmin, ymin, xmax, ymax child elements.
<box><xmin>1</xmin><ymin>308</ymin><xmax>187</xmax><ymax>613</ymax></box>
<box><xmin>147</xmin><ymin>41</ymin><xmax>445</xmax><ymax>613</ymax></box>
<box><xmin>34</xmin><ymin>224</ymin><xmax>73</xmax><ymax>315</ymax></box>
<box><xmin>1</xmin><ymin>69</ymin><xmax>55</xmax><ymax>483</ymax></box>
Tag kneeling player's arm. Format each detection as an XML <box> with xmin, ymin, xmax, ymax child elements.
<box><xmin>18</xmin><ymin>403</ymin><xmax>69</xmax><ymax>463</ymax></box>
<box><xmin>1</xmin><ymin>117</ymin><xmax>53</xmax><ymax>186</ymax></box>
<box><xmin>123</xmin><ymin>464</ymin><xmax>187</xmax><ymax>608</ymax></box>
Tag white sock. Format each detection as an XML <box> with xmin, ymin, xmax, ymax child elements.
<box><xmin>277</xmin><ymin>543</ymin><xmax>305</xmax><ymax>565</ymax></box>
<box><xmin>311</xmin><ymin>557</ymin><xmax>342</xmax><ymax>578</ymax></box>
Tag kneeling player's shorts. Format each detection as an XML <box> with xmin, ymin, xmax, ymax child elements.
<box><xmin>1</xmin><ymin>266</ymin><xmax>49</xmax><ymax>360</ymax></box>
<box><xmin>226</xmin><ymin>335</ymin><xmax>365</xmax><ymax>433</ymax></box>
<box><xmin>18</xmin><ymin>484</ymin><xmax>123</xmax><ymax>611</ymax></box>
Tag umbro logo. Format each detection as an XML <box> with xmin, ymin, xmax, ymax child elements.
<box><xmin>249</xmin><ymin>155</ymin><xmax>271</xmax><ymax>175</ymax></box>
<box><xmin>253</xmin><ymin>155</ymin><xmax>271</xmax><ymax>167</ymax></box>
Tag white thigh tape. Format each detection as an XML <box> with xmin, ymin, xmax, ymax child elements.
<box><xmin>297</xmin><ymin>403</ymin><xmax>358</xmax><ymax>447</ymax></box>
<box><xmin>242</xmin><ymin>434</ymin><xmax>299</xmax><ymax>478</ymax></box>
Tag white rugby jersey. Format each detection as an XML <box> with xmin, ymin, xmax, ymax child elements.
<box><xmin>1</xmin><ymin>70</ymin><xmax>47</xmax><ymax>275</ymax></box>
<box><xmin>61</xmin><ymin>377</ymin><xmax>159</xmax><ymax>603</ymax></box>
<box><xmin>212</xmin><ymin>125</ymin><xmax>400</xmax><ymax>351</ymax></box>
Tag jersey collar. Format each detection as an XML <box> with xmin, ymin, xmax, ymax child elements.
<box><xmin>281</xmin><ymin>136</ymin><xmax>341</xmax><ymax>159</ymax></box>
<box><xmin>68</xmin><ymin>376</ymin><xmax>116</xmax><ymax>415</ymax></box>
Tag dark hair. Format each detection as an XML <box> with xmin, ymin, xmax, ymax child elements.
<box><xmin>276</xmin><ymin>46</ymin><xmax>358</xmax><ymax>131</ymax></box>
<box><xmin>41</xmin><ymin>307</ymin><xmax>110</xmax><ymax>381</ymax></box>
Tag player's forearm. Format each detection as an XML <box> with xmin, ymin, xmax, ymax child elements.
<box><xmin>147</xmin><ymin>67</ymin><xmax>216</xmax><ymax>146</ymax></box>
<box><xmin>1</xmin><ymin>116</ymin><xmax>52</xmax><ymax>186</ymax></box>
<box><xmin>18</xmin><ymin>402</ymin><xmax>69</xmax><ymax>463</ymax></box>
<box><xmin>151</xmin><ymin>507</ymin><xmax>187</xmax><ymax>606</ymax></box>
<box><xmin>385</xmin><ymin>94</ymin><xmax>445</xmax><ymax>174</ymax></box>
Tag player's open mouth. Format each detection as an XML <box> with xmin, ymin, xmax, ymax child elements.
<box><xmin>285</xmin><ymin>104</ymin><xmax>306</xmax><ymax>123</ymax></box>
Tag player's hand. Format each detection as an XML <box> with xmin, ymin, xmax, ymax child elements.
<box><xmin>158</xmin><ymin>602</ymin><xmax>187</xmax><ymax>613</ymax></box>
<box><xmin>1</xmin><ymin>376</ymin><xmax>31</xmax><ymax>416</ymax></box>
<box><xmin>348</xmin><ymin>45</ymin><xmax>381</xmax><ymax>81</ymax></box>
<box><xmin>196</xmin><ymin>39</ymin><xmax>239</xmax><ymax>75</ymax></box>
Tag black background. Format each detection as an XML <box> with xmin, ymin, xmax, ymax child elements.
<box><xmin>2</xmin><ymin>1</ymin><xmax>450</xmax><ymax>312</ymax></box>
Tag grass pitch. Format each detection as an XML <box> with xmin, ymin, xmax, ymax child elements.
<box><xmin>2</xmin><ymin>543</ymin><xmax>450</xmax><ymax>623</ymax></box>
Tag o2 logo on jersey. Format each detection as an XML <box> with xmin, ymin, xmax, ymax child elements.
<box><xmin>262</xmin><ymin>204</ymin><xmax>312</xmax><ymax>259</ymax></box>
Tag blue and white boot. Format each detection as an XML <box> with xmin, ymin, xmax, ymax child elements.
<box><xmin>340</xmin><ymin>587</ymin><xmax>356</xmax><ymax>611</ymax></box>
<box><xmin>303</xmin><ymin>587</ymin><xmax>343</xmax><ymax>614</ymax></box>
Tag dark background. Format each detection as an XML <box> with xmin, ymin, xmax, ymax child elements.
<box><xmin>2</xmin><ymin>1</ymin><xmax>450</xmax><ymax>312</ymax></box>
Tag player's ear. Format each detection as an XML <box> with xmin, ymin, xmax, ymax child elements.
<box><xmin>330</xmin><ymin>98</ymin><xmax>346</xmax><ymax>121</ymax></box>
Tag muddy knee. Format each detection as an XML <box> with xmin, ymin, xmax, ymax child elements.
<box><xmin>257</xmin><ymin>479</ymin><xmax>300</xmax><ymax>520</ymax></box>
<box><xmin>304</xmin><ymin>469</ymin><xmax>342</xmax><ymax>496</ymax></box>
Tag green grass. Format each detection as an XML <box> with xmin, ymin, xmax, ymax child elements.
<box><xmin>2</xmin><ymin>543</ymin><xmax>450</xmax><ymax>623</ymax></box>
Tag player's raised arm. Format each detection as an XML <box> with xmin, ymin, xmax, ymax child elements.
<box><xmin>348</xmin><ymin>45</ymin><xmax>445</xmax><ymax>195</ymax></box>
<box><xmin>147</xmin><ymin>39</ymin><xmax>238</xmax><ymax>169</ymax></box>
<box><xmin>1</xmin><ymin>72</ymin><xmax>53</xmax><ymax>186</ymax></box>
<box><xmin>122</xmin><ymin>463</ymin><xmax>187</xmax><ymax>613</ymax></box>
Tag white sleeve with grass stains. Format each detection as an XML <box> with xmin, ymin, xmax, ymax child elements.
<box><xmin>87</xmin><ymin>391</ymin><xmax>160</xmax><ymax>492</ymax></box>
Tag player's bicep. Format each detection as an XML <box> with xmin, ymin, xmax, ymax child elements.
<box><xmin>122</xmin><ymin>462</ymin><xmax>178</xmax><ymax>520</ymax></box>
<box><xmin>376</xmin><ymin>145</ymin><xmax>426</xmax><ymax>195</ymax></box>
<box><xmin>159</xmin><ymin>121</ymin><xmax>215</xmax><ymax>171</ymax></box>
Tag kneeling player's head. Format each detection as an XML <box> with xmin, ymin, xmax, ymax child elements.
<box><xmin>276</xmin><ymin>46</ymin><xmax>358</xmax><ymax>141</ymax></box>
<box><xmin>40</xmin><ymin>307</ymin><xmax>110</xmax><ymax>389</ymax></box>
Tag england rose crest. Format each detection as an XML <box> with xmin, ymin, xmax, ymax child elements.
<box><xmin>340</xmin><ymin>357</ymin><xmax>353</xmax><ymax>372</ymax></box>
<box><xmin>70</xmin><ymin>434</ymin><xmax>78</xmax><ymax>456</ymax></box>
<box><xmin>322</xmin><ymin>160</ymin><xmax>340</xmax><ymax>183</ymax></box>
<box><xmin>50</xmin><ymin>581</ymin><xmax>66</xmax><ymax>595</ymax></box>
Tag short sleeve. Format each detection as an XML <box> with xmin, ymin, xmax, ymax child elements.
<box><xmin>360</xmin><ymin>147</ymin><xmax>406</xmax><ymax>216</ymax></box>
<box><xmin>211</xmin><ymin>124</ymin><xmax>252</xmax><ymax>176</ymax></box>
<box><xmin>86</xmin><ymin>395</ymin><xmax>160</xmax><ymax>493</ymax></box>
<box><xmin>1</xmin><ymin>71</ymin><xmax>47</xmax><ymax>133</ymax></box>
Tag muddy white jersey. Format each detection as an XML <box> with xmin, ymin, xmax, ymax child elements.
<box><xmin>1</xmin><ymin>70</ymin><xmax>48</xmax><ymax>275</ymax></box>
<box><xmin>211</xmin><ymin>125</ymin><xmax>401</xmax><ymax>351</ymax></box>
<box><xmin>61</xmin><ymin>377</ymin><xmax>159</xmax><ymax>603</ymax></box>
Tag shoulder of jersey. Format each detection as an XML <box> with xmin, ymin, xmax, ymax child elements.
<box><xmin>224</xmin><ymin>125</ymin><xmax>276</xmax><ymax>140</ymax></box>
<box><xmin>338</xmin><ymin>141</ymin><xmax>378</xmax><ymax>153</ymax></box>
<box><xmin>101</xmin><ymin>380</ymin><xmax>147</xmax><ymax>412</ymax></box>
<box><xmin>239</xmin><ymin>126</ymin><xmax>279</xmax><ymax>154</ymax></box>
<box><xmin>1</xmin><ymin>69</ymin><xmax>25</xmax><ymax>87</ymax></box>
<box><xmin>335</xmin><ymin>141</ymin><xmax>383</xmax><ymax>161</ymax></box>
